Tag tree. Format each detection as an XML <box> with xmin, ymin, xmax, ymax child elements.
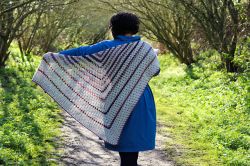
<box><xmin>17</xmin><ymin>9</ymin><xmax>44</xmax><ymax>58</ymax></box>
<box><xmin>17</xmin><ymin>0</ymin><xmax>112</xmax><ymax>55</ymax></box>
<box><xmin>0</xmin><ymin>0</ymin><xmax>44</xmax><ymax>67</ymax></box>
<box><xmin>58</xmin><ymin>1</ymin><xmax>112</xmax><ymax>47</ymax></box>
<box><xmin>0</xmin><ymin>0</ymin><xmax>79</xmax><ymax>67</ymax></box>
<box><xmin>178</xmin><ymin>0</ymin><xmax>248</xmax><ymax>72</ymax></box>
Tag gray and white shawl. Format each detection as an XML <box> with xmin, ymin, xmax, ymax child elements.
<box><xmin>32</xmin><ymin>41</ymin><xmax>160</xmax><ymax>145</ymax></box>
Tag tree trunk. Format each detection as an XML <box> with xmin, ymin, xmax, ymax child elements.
<box><xmin>0</xmin><ymin>39</ymin><xmax>10</xmax><ymax>67</ymax></box>
<box><xmin>183</xmin><ymin>44</ymin><xmax>195</xmax><ymax>66</ymax></box>
<box><xmin>225</xmin><ymin>58</ymin><xmax>238</xmax><ymax>72</ymax></box>
<box><xmin>177</xmin><ymin>42</ymin><xmax>195</xmax><ymax>66</ymax></box>
<box><xmin>221</xmin><ymin>45</ymin><xmax>238</xmax><ymax>72</ymax></box>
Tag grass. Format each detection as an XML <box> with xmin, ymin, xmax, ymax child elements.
<box><xmin>150</xmin><ymin>52</ymin><xmax>250</xmax><ymax>165</ymax></box>
<box><xmin>0</xmin><ymin>49</ymin><xmax>63</xmax><ymax>165</ymax></box>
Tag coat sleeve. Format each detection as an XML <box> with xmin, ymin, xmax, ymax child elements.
<box><xmin>59</xmin><ymin>40</ymin><xmax>109</xmax><ymax>56</ymax></box>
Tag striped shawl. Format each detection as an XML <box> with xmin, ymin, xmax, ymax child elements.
<box><xmin>32</xmin><ymin>41</ymin><xmax>160</xmax><ymax>145</ymax></box>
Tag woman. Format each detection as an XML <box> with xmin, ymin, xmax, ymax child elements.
<box><xmin>59</xmin><ymin>12</ymin><xmax>158</xmax><ymax>166</ymax></box>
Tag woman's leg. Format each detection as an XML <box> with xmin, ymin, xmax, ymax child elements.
<box><xmin>119</xmin><ymin>152</ymin><xmax>139</xmax><ymax>166</ymax></box>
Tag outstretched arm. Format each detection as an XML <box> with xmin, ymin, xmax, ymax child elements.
<box><xmin>59</xmin><ymin>41</ymin><xmax>108</xmax><ymax>56</ymax></box>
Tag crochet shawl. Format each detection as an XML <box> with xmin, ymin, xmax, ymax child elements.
<box><xmin>32</xmin><ymin>41</ymin><xmax>160</xmax><ymax>145</ymax></box>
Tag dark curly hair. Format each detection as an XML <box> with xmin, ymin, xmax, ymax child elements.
<box><xmin>109</xmin><ymin>12</ymin><xmax>140</xmax><ymax>39</ymax></box>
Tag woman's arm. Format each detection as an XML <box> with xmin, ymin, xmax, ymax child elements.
<box><xmin>59</xmin><ymin>40</ymin><xmax>109</xmax><ymax>56</ymax></box>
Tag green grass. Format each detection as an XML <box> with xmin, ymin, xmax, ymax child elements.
<box><xmin>150</xmin><ymin>53</ymin><xmax>250</xmax><ymax>166</ymax></box>
<box><xmin>0</xmin><ymin>50</ymin><xmax>62</xmax><ymax>165</ymax></box>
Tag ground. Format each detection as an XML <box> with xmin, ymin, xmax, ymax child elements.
<box><xmin>57</xmin><ymin>111</ymin><xmax>174</xmax><ymax>166</ymax></box>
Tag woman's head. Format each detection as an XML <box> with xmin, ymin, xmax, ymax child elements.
<box><xmin>109</xmin><ymin>12</ymin><xmax>140</xmax><ymax>38</ymax></box>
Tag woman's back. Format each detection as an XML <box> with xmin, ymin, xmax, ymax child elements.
<box><xmin>59</xmin><ymin>35</ymin><xmax>157</xmax><ymax>152</ymax></box>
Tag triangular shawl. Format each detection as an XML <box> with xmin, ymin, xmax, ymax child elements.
<box><xmin>32</xmin><ymin>41</ymin><xmax>160</xmax><ymax>145</ymax></box>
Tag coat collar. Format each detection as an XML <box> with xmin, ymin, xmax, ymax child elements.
<box><xmin>115</xmin><ymin>35</ymin><xmax>141</xmax><ymax>41</ymax></box>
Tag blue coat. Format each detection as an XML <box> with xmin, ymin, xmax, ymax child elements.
<box><xmin>59</xmin><ymin>35</ymin><xmax>157</xmax><ymax>152</ymax></box>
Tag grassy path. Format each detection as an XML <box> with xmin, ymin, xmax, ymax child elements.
<box><xmin>57</xmin><ymin>111</ymin><xmax>174</xmax><ymax>166</ymax></box>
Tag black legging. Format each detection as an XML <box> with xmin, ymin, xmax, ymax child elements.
<box><xmin>119</xmin><ymin>152</ymin><xmax>139</xmax><ymax>166</ymax></box>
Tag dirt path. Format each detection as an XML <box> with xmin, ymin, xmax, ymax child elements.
<box><xmin>57</xmin><ymin>111</ymin><xmax>174</xmax><ymax>166</ymax></box>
